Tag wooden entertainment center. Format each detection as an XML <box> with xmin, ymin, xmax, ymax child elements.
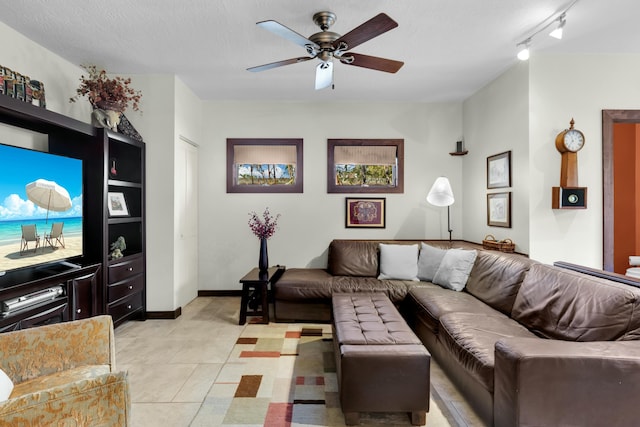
<box><xmin>0</xmin><ymin>95</ymin><xmax>146</xmax><ymax>330</ymax></box>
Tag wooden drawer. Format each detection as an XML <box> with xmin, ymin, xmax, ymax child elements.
<box><xmin>20</xmin><ymin>301</ymin><xmax>68</xmax><ymax>329</ymax></box>
<box><xmin>108</xmin><ymin>275</ymin><xmax>144</xmax><ymax>304</ymax></box>
<box><xmin>109</xmin><ymin>256</ymin><xmax>144</xmax><ymax>283</ymax></box>
<box><xmin>108</xmin><ymin>291</ymin><xmax>143</xmax><ymax>324</ymax></box>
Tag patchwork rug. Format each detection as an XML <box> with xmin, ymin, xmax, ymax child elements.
<box><xmin>189</xmin><ymin>322</ymin><xmax>456</xmax><ymax>427</ymax></box>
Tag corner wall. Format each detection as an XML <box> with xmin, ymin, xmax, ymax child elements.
<box><xmin>462</xmin><ymin>62</ymin><xmax>530</xmax><ymax>254</ymax></box>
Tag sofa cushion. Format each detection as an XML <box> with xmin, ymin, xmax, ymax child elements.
<box><xmin>439</xmin><ymin>312</ymin><xmax>537</xmax><ymax>393</ymax></box>
<box><xmin>417</xmin><ymin>243</ymin><xmax>447</xmax><ymax>282</ymax></box>
<box><xmin>465</xmin><ymin>250</ymin><xmax>536</xmax><ymax>316</ymax></box>
<box><xmin>274</xmin><ymin>268</ymin><xmax>337</xmax><ymax>301</ymax></box>
<box><xmin>512</xmin><ymin>264</ymin><xmax>640</xmax><ymax>341</ymax></box>
<box><xmin>407</xmin><ymin>285</ymin><xmax>503</xmax><ymax>335</ymax></box>
<box><xmin>10</xmin><ymin>365</ymin><xmax>111</xmax><ymax>398</ymax></box>
<box><xmin>275</xmin><ymin>268</ymin><xmax>421</xmax><ymax>303</ymax></box>
<box><xmin>331</xmin><ymin>276</ymin><xmax>420</xmax><ymax>303</ymax></box>
<box><xmin>433</xmin><ymin>249</ymin><xmax>477</xmax><ymax>291</ymax></box>
<box><xmin>328</xmin><ymin>240</ymin><xmax>379</xmax><ymax>277</ymax></box>
<box><xmin>378</xmin><ymin>243</ymin><xmax>419</xmax><ymax>281</ymax></box>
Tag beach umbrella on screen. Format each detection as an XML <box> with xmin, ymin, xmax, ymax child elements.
<box><xmin>26</xmin><ymin>179</ymin><xmax>72</xmax><ymax>223</ymax></box>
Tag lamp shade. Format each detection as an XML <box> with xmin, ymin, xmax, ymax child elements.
<box><xmin>427</xmin><ymin>177</ymin><xmax>454</xmax><ymax>207</ymax></box>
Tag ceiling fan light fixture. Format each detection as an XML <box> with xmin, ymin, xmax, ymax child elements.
<box><xmin>315</xmin><ymin>61</ymin><xmax>334</xmax><ymax>90</ymax></box>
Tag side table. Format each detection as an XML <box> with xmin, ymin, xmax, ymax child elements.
<box><xmin>238</xmin><ymin>266</ymin><xmax>285</xmax><ymax>325</ymax></box>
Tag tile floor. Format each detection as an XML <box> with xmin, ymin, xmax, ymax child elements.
<box><xmin>115</xmin><ymin>297</ymin><xmax>485</xmax><ymax>427</ymax></box>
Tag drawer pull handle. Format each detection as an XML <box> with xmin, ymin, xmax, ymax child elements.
<box><xmin>128</xmin><ymin>267</ymin><xmax>134</xmax><ymax>272</ymax></box>
<box><xmin>129</xmin><ymin>285</ymin><xmax>133</xmax><ymax>290</ymax></box>
<box><xmin>76</xmin><ymin>309</ymin><xmax>82</xmax><ymax>314</ymax></box>
<box><xmin>127</xmin><ymin>304</ymin><xmax>132</xmax><ymax>309</ymax></box>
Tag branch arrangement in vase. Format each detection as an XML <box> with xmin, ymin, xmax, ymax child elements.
<box><xmin>69</xmin><ymin>64</ymin><xmax>142</xmax><ymax>112</ymax></box>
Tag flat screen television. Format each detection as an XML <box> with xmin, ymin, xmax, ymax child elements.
<box><xmin>0</xmin><ymin>143</ymin><xmax>83</xmax><ymax>276</ymax></box>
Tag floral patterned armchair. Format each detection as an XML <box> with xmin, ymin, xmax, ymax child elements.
<box><xmin>0</xmin><ymin>315</ymin><xmax>130</xmax><ymax>426</ymax></box>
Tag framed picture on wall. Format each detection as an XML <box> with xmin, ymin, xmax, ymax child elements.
<box><xmin>487</xmin><ymin>192</ymin><xmax>511</xmax><ymax>227</ymax></box>
<box><xmin>345</xmin><ymin>197</ymin><xmax>386</xmax><ymax>228</ymax></box>
<box><xmin>487</xmin><ymin>151</ymin><xmax>511</xmax><ymax>189</ymax></box>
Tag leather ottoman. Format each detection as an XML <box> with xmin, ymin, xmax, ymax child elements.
<box><xmin>332</xmin><ymin>293</ymin><xmax>430</xmax><ymax>425</ymax></box>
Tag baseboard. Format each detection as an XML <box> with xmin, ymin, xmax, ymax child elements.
<box><xmin>198</xmin><ymin>290</ymin><xmax>242</xmax><ymax>297</ymax></box>
<box><xmin>146</xmin><ymin>306</ymin><xmax>182</xmax><ymax>319</ymax></box>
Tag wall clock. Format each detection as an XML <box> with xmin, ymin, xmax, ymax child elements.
<box><xmin>552</xmin><ymin>118</ymin><xmax>587</xmax><ymax>209</ymax></box>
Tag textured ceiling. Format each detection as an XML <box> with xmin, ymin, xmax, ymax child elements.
<box><xmin>1</xmin><ymin>0</ymin><xmax>639</xmax><ymax>102</ymax></box>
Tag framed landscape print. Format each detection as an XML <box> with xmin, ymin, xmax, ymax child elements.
<box><xmin>487</xmin><ymin>192</ymin><xmax>511</xmax><ymax>228</ymax></box>
<box><xmin>345</xmin><ymin>197</ymin><xmax>386</xmax><ymax>228</ymax></box>
<box><xmin>487</xmin><ymin>151</ymin><xmax>511</xmax><ymax>189</ymax></box>
<box><xmin>107</xmin><ymin>192</ymin><xmax>129</xmax><ymax>216</ymax></box>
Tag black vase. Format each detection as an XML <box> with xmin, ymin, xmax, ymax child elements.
<box><xmin>259</xmin><ymin>238</ymin><xmax>269</xmax><ymax>272</ymax></box>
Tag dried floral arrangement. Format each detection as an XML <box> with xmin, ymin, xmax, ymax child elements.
<box><xmin>248</xmin><ymin>207</ymin><xmax>281</xmax><ymax>239</ymax></box>
<box><xmin>69</xmin><ymin>64</ymin><xmax>142</xmax><ymax>111</ymax></box>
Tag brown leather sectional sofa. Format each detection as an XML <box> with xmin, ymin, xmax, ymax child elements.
<box><xmin>274</xmin><ymin>239</ymin><xmax>640</xmax><ymax>426</ymax></box>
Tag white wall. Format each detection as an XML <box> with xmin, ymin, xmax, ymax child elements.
<box><xmin>528</xmin><ymin>54</ymin><xmax>640</xmax><ymax>267</ymax></box>
<box><xmin>199</xmin><ymin>101</ymin><xmax>463</xmax><ymax>290</ymax></box>
<box><xmin>125</xmin><ymin>75</ymin><xmax>177</xmax><ymax>311</ymax></box>
<box><xmin>462</xmin><ymin>62</ymin><xmax>530</xmax><ymax>253</ymax></box>
<box><xmin>0</xmin><ymin>22</ymin><xmax>90</xmax><ymax>122</ymax></box>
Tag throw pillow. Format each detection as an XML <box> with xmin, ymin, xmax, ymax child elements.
<box><xmin>433</xmin><ymin>249</ymin><xmax>478</xmax><ymax>291</ymax></box>
<box><xmin>0</xmin><ymin>368</ymin><xmax>13</xmax><ymax>402</ymax></box>
<box><xmin>378</xmin><ymin>243</ymin><xmax>420</xmax><ymax>281</ymax></box>
<box><xmin>417</xmin><ymin>243</ymin><xmax>447</xmax><ymax>282</ymax></box>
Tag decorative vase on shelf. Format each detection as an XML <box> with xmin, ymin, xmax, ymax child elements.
<box><xmin>258</xmin><ymin>238</ymin><xmax>269</xmax><ymax>272</ymax></box>
<box><xmin>92</xmin><ymin>100</ymin><xmax>124</xmax><ymax>132</ymax></box>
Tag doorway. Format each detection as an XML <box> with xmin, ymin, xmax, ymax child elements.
<box><xmin>602</xmin><ymin>110</ymin><xmax>640</xmax><ymax>273</ymax></box>
<box><xmin>175</xmin><ymin>136</ymin><xmax>199</xmax><ymax>307</ymax></box>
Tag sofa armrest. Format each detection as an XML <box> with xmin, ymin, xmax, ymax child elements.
<box><xmin>0</xmin><ymin>315</ymin><xmax>116</xmax><ymax>384</ymax></box>
<box><xmin>494</xmin><ymin>337</ymin><xmax>640</xmax><ymax>427</ymax></box>
<box><xmin>0</xmin><ymin>371</ymin><xmax>130</xmax><ymax>426</ymax></box>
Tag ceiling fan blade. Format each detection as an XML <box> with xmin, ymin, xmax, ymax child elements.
<box><xmin>340</xmin><ymin>53</ymin><xmax>404</xmax><ymax>73</ymax></box>
<box><xmin>257</xmin><ymin>20</ymin><xmax>319</xmax><ymax>50</ymax></box>
<box><xmin>247</xmin><ymin>56</ymin><xmax>314</xmax><ymax>72</ymax></box>
<box><xmin>333</xmin><ymin>13</ymin><xmax>398</xmax><ymax>51</ymax></box>
<box><xmin>315</xmin><ymin>62</ymin><xmax>333</xmax><ymax>90</ymax></box>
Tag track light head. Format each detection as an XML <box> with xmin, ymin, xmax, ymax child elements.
<box><xmin>517</xmin><ymin>40</ymin><xmax>531</xmax><ymax>61</ymax></box>
<box><xmin>549</xmin><ymin>15</ymin><xmax>566</xmax><ymax>39</ymax></box>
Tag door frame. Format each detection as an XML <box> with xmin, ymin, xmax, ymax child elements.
<box><xmin>602</xmin><ymin>110</ymin><xmax>640</xmax><ymax>271</ymax></box>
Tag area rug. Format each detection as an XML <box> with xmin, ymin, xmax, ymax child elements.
<box><xmin>189</xmin><ymin>322</ymin><xmax>456</xmax><ymax>427</ymax></box>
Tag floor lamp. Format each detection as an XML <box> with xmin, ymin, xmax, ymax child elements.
<box><xmin>426</xmin><ymin>177</ymin><xmax>455</xmax><ymax>241</ymax></box>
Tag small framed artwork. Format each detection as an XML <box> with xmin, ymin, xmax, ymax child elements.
<box><xmin>107</xmin><ymin>192</ymin><xmax>129</xmax><ymax>216</ymax></box>
<box><xmin>487</xmin><ymin>151</ymin><xmax>511</xmax><ymax>189</ymax></box>
<box><xmin>487</xmin><ymin>192</ymin><xmax>511</xmax><ymax>228</ymax></box>
<box><xmin>346</xmin><ymin>197</ymin><xmax>386</xmax><ymax>228</ymax></box>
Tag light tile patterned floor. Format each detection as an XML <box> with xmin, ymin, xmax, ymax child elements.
<box><xmin>115</xmin><ymin>297</ymin><xmax>485</xmax><ymax>427</ymax></box>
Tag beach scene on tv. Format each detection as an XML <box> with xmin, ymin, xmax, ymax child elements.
<box><xmin>0</xmin><ymin>144</ymin><xmax>83</xmax><ymax>274</ymax></box>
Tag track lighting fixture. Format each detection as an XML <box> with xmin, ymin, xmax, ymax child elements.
<box><xmin>515</xmin><ymin>0</ymin><xmax>579</xmax><ymax>60</ymax></box>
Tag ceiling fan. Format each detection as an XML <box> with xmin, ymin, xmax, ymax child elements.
<box><xmin>247</xmin><ymin>11</ymin><xmax>404</xmax><ymax>90</ymax></box>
